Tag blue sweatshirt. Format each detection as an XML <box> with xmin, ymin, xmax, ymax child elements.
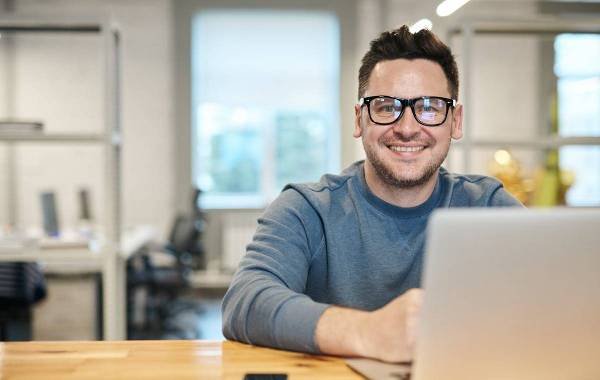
<box><xmin>221</xmin><ymin>161</ymin><xmax>522</xmax><ymax>354</ymax></box>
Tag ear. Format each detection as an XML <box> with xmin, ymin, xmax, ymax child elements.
<box><xmin>353</xmin><ymin>103</ymin><xmax>363</xmax><ymax>138</ymax></box>
<box><xmin>450</xmin><ymin>103</ymin><xmax>463</xmax><ymax>140</ymax></box>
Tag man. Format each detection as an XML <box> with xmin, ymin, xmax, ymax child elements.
<box><xmin>221</xmin><ymin>25</ymin><xmax>521</xmax><ymax>363</ymax></box>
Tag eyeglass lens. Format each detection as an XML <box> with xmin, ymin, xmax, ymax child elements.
<box><xmin>369</xmin><ymin>97</ymin><xmax>448</xmax><ymax>126</ymax></box>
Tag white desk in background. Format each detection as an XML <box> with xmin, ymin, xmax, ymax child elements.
<box><xmin>0</xmin><ymin>239</ymin><xmax>126</xmax><ymax>340</ymax></box>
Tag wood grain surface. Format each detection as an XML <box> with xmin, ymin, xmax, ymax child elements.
<box><xmin>0</xmin><ymin>340</ymin><xmax>363</xmax><ymax>379</ymax></box>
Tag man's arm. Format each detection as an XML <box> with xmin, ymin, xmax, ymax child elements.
<box><xmin>315</xmin><ymin>288</ymin><xmax>423</xmax><ymax>363</ymax></box>
<box><xmin>222</xmin><ymin>188</ymin><xmax>424</xmax><ymax>360</ymax></box>
<box><xmin>221</xmin><ymin>189</ymin><xmax>330</xmax><ymax>353</ymax></box>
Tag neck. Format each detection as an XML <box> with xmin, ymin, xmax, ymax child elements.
<box><xmin>363</xmin><ymin>162</ymin><xmax>439</xmax><ymax>208</ymax></box>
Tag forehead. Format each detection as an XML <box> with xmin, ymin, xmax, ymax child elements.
<box><xmin>366</xmin><ymin>58</ymin><xmax>450</xmax><ymax>98</ymax></box>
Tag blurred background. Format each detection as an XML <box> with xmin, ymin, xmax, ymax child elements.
<box><xmin>0</xmin><ymin>0</ymin><xmax>598</xmax><ymax>342</ymax></box>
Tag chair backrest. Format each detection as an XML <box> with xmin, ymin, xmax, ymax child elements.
<box><xmin>0</xmin><ymin>262</ymin><xmax>46</xmax><ymax>305</ymax></box>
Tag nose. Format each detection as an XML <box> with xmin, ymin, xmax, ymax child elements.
<box><xmin>390</xmin><ymin>107</ymin><xmax>421</xmax><ymax>140</ymax></box>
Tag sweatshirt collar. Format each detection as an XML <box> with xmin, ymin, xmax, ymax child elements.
<box><xmin>355</xmin><ymin>162</ymin><xmax>444</xmax><ymax>219</ymax></box>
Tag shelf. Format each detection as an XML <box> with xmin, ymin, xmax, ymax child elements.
<box><xmin>0</xmin><ymin>133</ymin><xmax>108</xmax><ymax>143</ymax></box>
<box><xmin>455</xmin><ymin>136</ymin><xmax>600</xmax><ymax>149</ymax></box>
<box><xmin>0</xmin><ymin>18</ymin><xmax>103</xmax><ymax>33</ymax></box>
<box><xmin>0</xmin><ymin>14</ymin><xmax>124</xmax><ymax>340</ymax></box>
<box><xmin>0</xmin><ymin>24</ymin><xmax>101</xmax><ymax>33</ymax></box>
<box><xmin>448</xmin><ymin>17</ymin><xmax>600</xmax><ymax>36</ymax></box>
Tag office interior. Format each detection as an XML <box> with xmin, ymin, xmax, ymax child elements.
<box><xmin>0</xmin><ymin>0</ymin><xmax>598</xmax><ymax>342</ymax></box>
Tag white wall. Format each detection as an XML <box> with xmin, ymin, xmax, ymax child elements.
<box><xmin>0</xmin><ymin>0</ymin><xmax>175</xmax><ymax>236</ymax></box>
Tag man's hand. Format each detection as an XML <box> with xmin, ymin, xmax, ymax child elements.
<box><xmin>315</xmin><ymin>288</ymin><xmax>423</xmax><ymax>363</ymax></box>
<box><xmin>358</xmin><ymin>288</ymin><xmax>423</xmax><ymax>362</ymax></box>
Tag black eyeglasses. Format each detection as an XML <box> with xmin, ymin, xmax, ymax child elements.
<box><xmin>359</xmin><ymin>95</ymin><xmax>456</xmax><ymax>127</ymax></box>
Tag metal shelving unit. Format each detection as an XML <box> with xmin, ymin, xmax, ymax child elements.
<box><xmin>0</xmin><ymin>15</ymin><xmax>124</xmax><ymax>340</ymax></box>
<box><xmin>447</xmin><ymin>17</ymin><xmax>600</xmax><ymax>173</ymax></box>
<box><xmin>0</xmin><ymin>133</ymin><xmax>106</xmax><ymax>142</ymax></box>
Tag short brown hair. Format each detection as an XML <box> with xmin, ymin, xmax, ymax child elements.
<box><xmin>358</xmin><ymin>25</ymin><xmax>459</xmax><ymax>100</ymax></box>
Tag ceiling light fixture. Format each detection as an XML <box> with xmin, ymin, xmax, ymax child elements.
<box><xmin>409</xmin><ymin>18</ymin><xmax>433</xmax><ymax>33</ymax></box>
<box><xmin>436</xmin><ymin>0</ymin><xmax>472</xmax><ymax>17</ymax></box>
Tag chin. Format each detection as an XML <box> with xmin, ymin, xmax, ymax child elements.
<box><xmin>373</xmin><ymin>162</ymin><xmax>439</xmax><ymax>189</ymax></box>
<box><xmin>364</xmin><ymin>143</ymin><xmax>446</xmax><ymax>190</ymax></box>
<box><xmin>391</xmin><ymin>171</ymin><xmax>437</xmax><ymax>188</ymax></box>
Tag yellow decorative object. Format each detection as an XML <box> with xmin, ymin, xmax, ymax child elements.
<box><xmin>487</xmin><ymin>148</ymin><xmax>575</xmax><ymax>207</ymax></box>
<box><xmin>488</xmin><ymin>149</ymin><xmax>530</xmax><ymax>204</ymax></box>
<box><xmin>530</xmin><ymin>149</ymin><xmax>575</xmax><ymax>207</ymax></box>
<box><xmin>489</xmin><ymin>93</ymin><xmax>575</xmax><ymax>207</ymax></box>
<box><xmin>529</xmin><ymin>94</ymin><xmax>574</xmax><ymax>207</ymax></box>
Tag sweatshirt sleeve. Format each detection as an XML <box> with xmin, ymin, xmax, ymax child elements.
<box><xmin>488</xmin><ymin>185</ymin><xmax>525</xmax><ymax>207</ymax></box>
<box><xmin>221</xmin><ymin>188</ymin><xmax>330</xmax><ymax>353</ymax></box>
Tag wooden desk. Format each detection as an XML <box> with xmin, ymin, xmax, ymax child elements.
<box><xmin>0</xmin><ymin>340</ymin><xmax>362</xmax><ymax>379</ymax></box>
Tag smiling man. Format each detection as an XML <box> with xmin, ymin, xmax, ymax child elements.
<box><xmin>356</xmin><ymin>57</ymin><xmax>463</xmax><ymax>208</ymax></box>
<box><xmin>222</xmin><ymin>26</ymin><xmax>521</xmax><ymax>363</ymax></box>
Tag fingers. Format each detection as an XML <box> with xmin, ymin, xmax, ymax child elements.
<box><xmin>404</xmin><ymin>288</ymin><xmax>423</xmax><ymax>351</ymax></box>
<box><xmin>366</xmin><ymin>288</ymin><xmax>424</xmax><ymax>362</ymax></box>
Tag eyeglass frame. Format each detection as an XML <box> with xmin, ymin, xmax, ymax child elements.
<box><xmin>359</xmin><ymin>95</ymin><xmax>457</xmax><ymax>127</ymax></box>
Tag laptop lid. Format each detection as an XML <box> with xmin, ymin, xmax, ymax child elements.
<box><xmin>413</xmin><ymin>208</ymin><xmax>600</xmax><ymax>380</ymax></box>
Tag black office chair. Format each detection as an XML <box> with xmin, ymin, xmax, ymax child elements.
<box><xmin>126</xmin><ymin>188</ymin><xmax>206</xmax><ymax>339</ymax></box>
<box><xmin>0</xmin><ymin>262</ymin><xmax>47</xmax><ymax>341</ymax></box>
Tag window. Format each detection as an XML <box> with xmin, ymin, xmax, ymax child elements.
<box><xmin>555</xmin><ymin>34</ymin><xmax>600</xmax><ymax>206</ymax></box>
<box><xmin>191</xmin><ymin>10</ymin><xmax>340</xmax><ymax>209</ymax></box>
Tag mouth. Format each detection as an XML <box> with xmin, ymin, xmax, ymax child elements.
<box><xmin>388</xmin><ymin>145</ymin><xmax>426</xmax><ymax>153</ymax></box>
<box><xmin>386</xmin><ymin>143</ymin><xmax>428</xmax><ymax>158</ymax></box>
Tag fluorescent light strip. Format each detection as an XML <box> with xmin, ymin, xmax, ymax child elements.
<box><xmin>409</xmin><ymin>18</ymin><xmax>433</xmax><ymax>33</ymax></box>
<box><xmin>436</xmin><ymin>0</ymin><xmax>472</xmax><ymax>17</ymax></box>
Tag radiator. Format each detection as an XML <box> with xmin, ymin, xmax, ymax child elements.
<box><xmin>221</xmin><ymin>213</ymin><xmax>259</xmax><ymax>272</ymax></box>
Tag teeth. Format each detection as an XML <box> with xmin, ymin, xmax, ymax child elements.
<box><xmin>390</xmin><ymin>146</ymin><xmax>424</xmax><ymax>152</ymax></box>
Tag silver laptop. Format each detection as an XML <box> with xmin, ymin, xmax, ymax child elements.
<box><xmin>348</xmin><ymin>208</ymin><xmax>600</xmax><ymax>380</ymax></box>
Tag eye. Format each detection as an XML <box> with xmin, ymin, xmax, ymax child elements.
<box><xmin>423</xmin><ymin>105</ymin><xmax>440</xmax><ymax>112</ymax></box>
<box><xmin>372</xmin><ymin>99</ymin><xmax>397</xmax><ymax>114</ymax></box>
<box><xmin>416</xmin><ymin>98</ymin><xmax>444</xmax><ymax>113</ymax></box>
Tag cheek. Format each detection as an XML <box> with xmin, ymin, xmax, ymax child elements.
<box><xmin>362</xmin><ymin>124</ymin><xmax>382</xmax><ymax>141</ymax></box>
<box><xmin>430</xmin><ymin>126</ymin><xmax>451</xmax><ymax>144</ymax></box>
<box><xmin>373</xmin><ymin>129</ymin><xmax>393</xmax><ymax>145</ymax></box>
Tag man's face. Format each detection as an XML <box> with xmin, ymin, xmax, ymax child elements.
<box><xmin>354</xmin><ymin>58</ymin><xmax>463</xmax><ymax>189</ymax></box>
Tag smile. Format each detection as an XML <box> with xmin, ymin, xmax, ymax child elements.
<box><xmin>388</xmin><ymin>145</ymin><xmax>425</xmax><ymax>153</ymax></box>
